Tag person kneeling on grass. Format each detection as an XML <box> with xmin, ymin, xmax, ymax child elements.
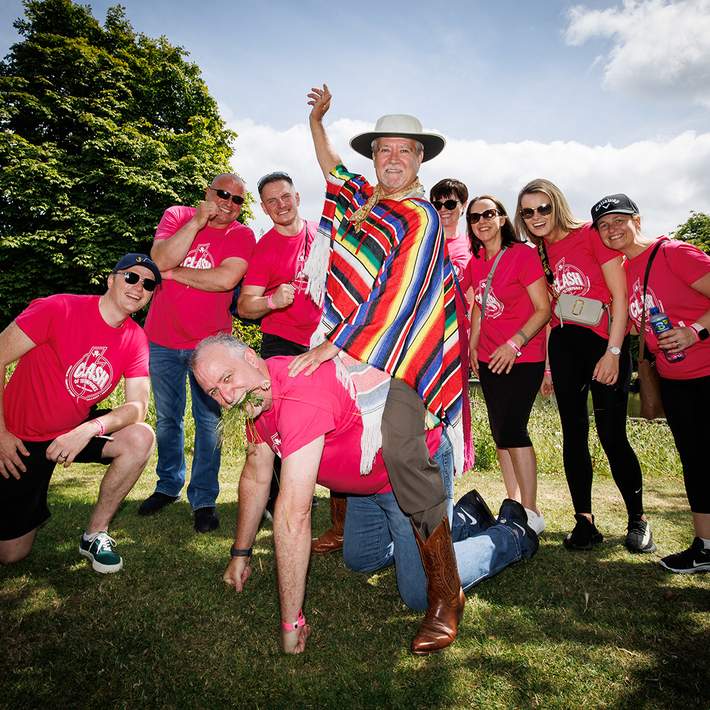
<box><xmin>190</xmin><ymin>334</ymin><xmax>538</xmax><ymax>654</ymax></box>
<box><xmin>0</xmin><ymin>253</ymin><xmax>159</xmax><ymax>574</ymax></box>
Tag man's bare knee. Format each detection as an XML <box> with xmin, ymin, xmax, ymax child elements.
<box><xmin>0</xmin><ymin>534</ymin><xmax>35</xmax><ymax>564</ymax></box>
<box><xmin>112</xmin><ymin>423</ymin><xmax>155</xmax><ymax>461</ymax></box>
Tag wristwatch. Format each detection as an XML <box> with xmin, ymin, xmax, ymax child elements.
<box><xmin>607</xmin><ymin>346</ymin><xmax>621</xmax><ymax>356</ymax></box>
<box><xmin>691</xmin><ymin>322</ymin><xmax>709</xmax><ymax>341</ymax></box>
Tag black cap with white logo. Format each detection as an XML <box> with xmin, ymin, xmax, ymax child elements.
<box><xmin>591</xmin><ymin>193</ymin><xmax>640</xmax><ymax>227</ymax></box>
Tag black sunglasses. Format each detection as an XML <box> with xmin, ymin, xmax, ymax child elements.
<box><xmin>114</xmin><ymin>271</ymin><xmax>157</xmax><ymax>292</ymax></box>
<box><xmin>467</xmin><ymin>208</ymin><xmax>500</xmax><ymax>224</ymax></box>
<box><xmin>208</xmin><ymin>186</ymin><xmax>244</xmax><ymax>205</ymax></box>
<box><xmin>520</xmin><ymin>203</ymin><xmax>553</xmax><ymax>220</ymax></box>
<box><xmin>432</xmin><ymin>199</ymin><xmax>459</xmax><ymax>212</ymax></box>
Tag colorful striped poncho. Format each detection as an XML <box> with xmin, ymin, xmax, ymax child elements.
<box><xmin>308</xmin><ymin>164</ymin><xmax>463</xmax><ymax>433</ymax></box>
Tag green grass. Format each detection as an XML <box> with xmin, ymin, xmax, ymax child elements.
<box><xmin>1</xmin><ymin>391</ymin><xmax>708</xmax><ymax>709</ymax></box>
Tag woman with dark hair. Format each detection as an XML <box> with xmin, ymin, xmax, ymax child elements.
<box><xmin>430</xmin><ymin>178</ymin><xmax>475</xmax><ymax>472</ymax></box>
<box><xmin>515</xmin><ymin>179</ymin><xmax>653</xmax><ymax>553</ymax></box>
<box><xmin>592</xmin><ymin>193</ymin><xmax>710</xmax><ymax>573</ymax></box>
<box><xmin>466</xmin><ymin>195</ymin><xmax>550</xmax><ymax>534</ymax></box>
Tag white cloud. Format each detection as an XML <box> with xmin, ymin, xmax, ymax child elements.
<box><xmin>230</xmin><ymin>117</ymin><xmax>710</xmax><ymax>240</ymax></box>
<box><xmin>564</xmin><ymin>0</ymin><xmax>710</xmax><ymax>106</ymax></box>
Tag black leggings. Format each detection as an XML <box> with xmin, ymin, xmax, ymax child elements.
<box><xmin>548</xmin><ymin>325</ymin><xmax>643</xmax><ymax>517</ymax></box>
<box><xmin>478</xmin><ymin>361</ymin><xmax>545</xmax><ymax>448</ymax></box>
<box><xmin>660</xmin><ymin>374</ymin><xmax>710</xmax><ymax>514</ymax></box>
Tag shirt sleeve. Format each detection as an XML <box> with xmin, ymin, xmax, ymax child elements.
<box><xmin>518</xmin><ymin>244</ymin><xmax>546</xmax><ymax>287</ymax></box>
<box><xmin>663</xmin><ymin>240</ymin><xmax>710</xmax><ymax>285</ymax></box>
<box><xmin>122</xmin><ymin>327</ymin><xmax>150</xmax><ymax>378</ymax></box>
<box><xmin>224</xmin><ymin>224</ymin><xmax>256</xmax><ymax>263</ymax></box>
<box><xmin>154</xmin><ymin>206</ymin><xmax>193</xmax><ymax>241</ymax></box>
<box><xmin>276</xmin><ymin>389</ymin><xmax>336</xmax><ymax>460</ymax></box>
<box><xmin>587</xmin><ymin>223</ymin><xmax>621</xmax><ymax>266</ymax></box>
<box><xmin>14</xmin><ymin>295</ymin><xmax>64</xmax><ymax>347</ymax></box>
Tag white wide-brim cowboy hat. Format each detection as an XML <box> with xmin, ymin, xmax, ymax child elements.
<box><xmin>350</xmin><ymin>114</ymin><xmax>445</xmax><ymax>162</ymax></box>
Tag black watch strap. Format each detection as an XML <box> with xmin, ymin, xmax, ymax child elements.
<box><xmin>230</xmin><ymin>544</ymin><xmax>253</xmax><ymax>558</ymax></box>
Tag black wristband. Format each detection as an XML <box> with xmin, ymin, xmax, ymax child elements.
<box><xmin>230</xmin><ymin>544</ymin><xmax>253</xmax><ymax>558</ymax></box>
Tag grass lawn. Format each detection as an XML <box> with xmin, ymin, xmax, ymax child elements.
<box><xmin>2</xmin><ymin>395</ymin><xmax>709</xmax><ymax>709</ymax></box>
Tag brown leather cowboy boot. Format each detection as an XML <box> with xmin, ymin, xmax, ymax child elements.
<box><xmin>410</xmin><ymin>517</ymin><xmax>465</xmax><ymax>655</ymax></box>
<box><xmin>311</xmin><ymin>494</ymin><xmax>347</xmax><ymax>554</ymax></box>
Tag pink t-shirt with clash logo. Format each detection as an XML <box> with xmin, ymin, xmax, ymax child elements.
<box><xmin>144</xmin><ymin>206</ymin><xmax>256</xmax><ymax>349</ymax></box>
<box><xmin>6</xmin><ymin>294</ymin><xmax>149</xmax><ymax>441</ymax></box>
<box><xmin>242</xmin><ymin>221</ymin><xmax>321</xmax><ymax>347</ymax></box>
<box><xmin>248</xmin><ymin>358</ymin><xmax>441</xmax><ymax>495</ymax></box>
<box><xmin>467</xmin><ymin>242</ymin><xmax>546</xmax><ymax>364</ymax></box>
<box><xmin>546</xmin><ymin>223</ymin><xmax>621</xmax><ymax>339</ymax></box>
<box><xmin>626</xmin><ymin>238</ymin><xmax>710</xmax><ymax>380</ymax></box>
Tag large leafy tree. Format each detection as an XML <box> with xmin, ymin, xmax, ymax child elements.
<box><xmin>672</xmin><ymin>211</ymin><xmax>710</xmax><ymax>255</ymax></box>
<box><xmin>0</xmin><ymin>0</ymin><xmax>250</xmax><ymax>325</ymax></box>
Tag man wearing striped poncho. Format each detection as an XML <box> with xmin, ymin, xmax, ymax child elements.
<box><xmin>287</xmin><ymin>84</ymin><xmax>465</xmax><ymax>655</ymax></box>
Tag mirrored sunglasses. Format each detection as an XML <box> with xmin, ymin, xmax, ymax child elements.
<box><xmin>520</xmin><ymin>203</ymin><xmax>553</xmax><ymax>220</ymax></box>
<box><xmin>115</xmin><ymin>271</ymin><xmax>157</xmax><ymax>292</ymax></box>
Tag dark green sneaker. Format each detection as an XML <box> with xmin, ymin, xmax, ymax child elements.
<box><xmin>79</xmin><ymin>532</ymin><xmax>123</xmax><ymax>573</ymax></box>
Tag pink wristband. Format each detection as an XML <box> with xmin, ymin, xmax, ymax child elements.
<box><xmin>93</xmin><ymin>418</ymin><xmax>105</xmax><ymax>436</ymax></box>
<box><xmin>266</xmin><ymin>294</ymin><xmax>275</xmax><ymax>309</ymax></box>
<box><xmin>544</xmin><ymin>368</ymin><xmax>552</xmax><ymax>375</ymax></box>
<box><xmin>281</xmin><ymin>609</ymin><xmax>306</xmax><ymax>632</ymax></box>
<box><xmin>506</xmin><ymin>339</ymin><xmax>522</xmax><ymax>357</ymax></box>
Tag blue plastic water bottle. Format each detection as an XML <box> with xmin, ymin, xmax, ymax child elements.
<box><xmin>649</xmin><ymin>306</ymin><xmax>685</xmax><ymax>362</ymax></box>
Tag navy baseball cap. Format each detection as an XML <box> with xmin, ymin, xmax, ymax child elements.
<box><xmin>591</xmin><ymin>194</ymin><xmax>640</xmax><ymax>227</ymax></box>
<box><xmin>112</xmin><ymin>253</ymin><xmax>162</xmax><ymax>284</ymax></box>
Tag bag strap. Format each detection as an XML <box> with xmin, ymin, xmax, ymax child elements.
<box><xmin>480</xmin><ymin>247</ymin><xmax>507</xmax><ymax>321</ymax></box>
<box><xmin>638</xmin><ymin>240</ymin><xmax>665</xmax><ymax>361</ymax></box>
<box><xmin>451</xmin><ymin>264</ymin><xmax>467</xmax><ymax>309</ymax></box>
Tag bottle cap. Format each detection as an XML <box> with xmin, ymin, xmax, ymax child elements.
<box><xmin>649</xmin><ymin>306</ymin><xmax>659</xmax><ymax>315</ymax></box>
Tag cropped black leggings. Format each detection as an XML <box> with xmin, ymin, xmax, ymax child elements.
<box><xmin>548</xmin><ymin>325</ymin><xmax>643</xmax><ymax>517</ymax></box>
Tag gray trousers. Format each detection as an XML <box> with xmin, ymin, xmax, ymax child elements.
<box><xmin>381</xmin><ymin>379</ymin><xmax>448</xmax><ymax>538</ymax></box>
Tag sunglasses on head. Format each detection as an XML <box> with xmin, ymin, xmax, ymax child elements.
<box><xmin>114</xmin><ymin>271</ymin><xmax>157</xmax><ymax>292</ymax></box>
<box><xmin>520</xmin><ymin>203</ymin><xmax>553</xmax><ymax>220</ymax></box>
<box><xmin>432</xmin><ymin>199</ymin><xmax>459</xmax><ymax>212</ymax></box>
<box><xmin>467</xmin><ymin>208</ymin><xmax>500</xmax><ymax>224</ymax></box>
<box><xmin>208</xmin><ymin>186</ymin><xmax>244</xmax><ymax>205</ymax></box>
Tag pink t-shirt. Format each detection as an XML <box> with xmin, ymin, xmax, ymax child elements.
<box><xmin>626</xmin><ymin>238</ymin><xmax>710</xmax><ymax>380</ymax></box>
<box><xmin>249</xmin><ymin>358</ymin><xmax>441</xmax><ymax>495</ymax></box>
<box><xmin>242</xmin><ymin>221</ymin><xmax>321</xmax><ymax>347</ymax></box>
<box><xmin>467</xmin><ymin>243</ymin><xmax>546</xmax><ymax>363</ymax></box>
<box><xmin>546</xmin><ymin>223</ymin><xmax>620</xmax><ymax>339</ymax></box>
<box><xmin>6</xmin><ymin>294</ymin><xmax>149</xmax><ymax>441</ymax></box>
<box><xmin>144</xmin><ymin>206</ymin><xmax>255</xmax><ymax>349</ymax></box>
<box><xmin>446</xmin><ymin>232</ymin><xmax>473</xmax><ymax>282</ymax></box>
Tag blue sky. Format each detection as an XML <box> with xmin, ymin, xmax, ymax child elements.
<box><xmin>2</xmin><ymin>0</ymin><xmax>709</xmax><ymax>237</ymax></box>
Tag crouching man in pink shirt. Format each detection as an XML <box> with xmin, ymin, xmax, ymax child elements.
<box><xmin>0</xmin><ymin>254</ymin><xmax>159</xmax><ymax>573</ymax></box>
<box><xmin>191</xmin><ymin>334</ymin><xmax>539</xmax><ymax>654</ymax></box>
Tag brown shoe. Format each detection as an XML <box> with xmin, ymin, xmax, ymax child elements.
<box><xmin>410</xmin><ymin>517</ymin><xmax>465</xmax><ymax>655</ymax></box>
<box><xmin>311</xmin><ymin>495</ymin><xmax>347</xmax><ymax>554</ymax></box>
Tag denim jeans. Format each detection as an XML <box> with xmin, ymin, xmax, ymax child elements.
<box><xmin>149</xmin><ymin>342</ymin><xmax>221</xmax><ymax>510</ymax></box>
<box><xmin>343</xmin><ymin>433</ymin><xmax>530</xmax><ymax>611</ymax></box>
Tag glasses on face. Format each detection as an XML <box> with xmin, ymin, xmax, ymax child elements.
<box><xmin>432</xmin><ymin>199</ymin><xmax>459</xmax><ymax>212</ymax></box>
<box><xmin>208</xmin><ymin>186</ymin><xmax>244</xmax><ymax>205</ymax></box>
<box><xmin>520</xmin><ymin>203</ymin><xmax>553</xmax><ymax>220</ymax></box>
<box><xmin>114</xmin><ymin>271</ymin><xmax>157</xmax><ymax>292</ymax></box>
<box><xmin>467</xmin><ymin>208</ymin><xmax>500</xmax><ymax>224</ymax></box>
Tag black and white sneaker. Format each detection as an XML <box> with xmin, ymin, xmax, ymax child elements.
<box><xmin>659</xmin><ymin>538</ymin><xmax>710</xmax><ymax>574</ymax></box>
<box><xmin>564</xmin><ymin>514</ymin><xmax>603</xmax><ymax>551</ymax></box>
<box><xmin>625</xmin><ymin>516</ymin><xmax>656</xmax><ymax>553</ymax></box>
<box><xmin>451</xmin><ymin>489</ymin><xmax>496</xmax><ymax>542</ymax></box>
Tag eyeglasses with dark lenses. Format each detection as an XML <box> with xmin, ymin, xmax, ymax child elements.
<box><xmin>432</xmin><ymin>199</ymin><xmax>459</xmax><ymax>212</ymax></box>
<box><xmin>208</xmin><ymin>186</ymin><xmax>245</xmax><ymax>205</ymax></box>
<box><xmin>115</xmin><ymin>271</ymin><xmax>157</xmax><ymax>292</ymax></box>
<box><xmin>520</xmin><ymin>203</ymin><xmax>553</xmax><ymax>220</ymax></box>
<box><xmin>467</xmin><ymin>208</ymin><xmax>500</xmax><ymax>224</ymax></box>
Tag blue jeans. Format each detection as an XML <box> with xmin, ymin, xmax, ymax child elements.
<box><xmin>343</xmin><ymin>433</ymin><xmax>531</xmax><ymax>611</ymax></box>
<box><xmin>149</xmin><ymin>342</ymin><xmax>221</xmax><ymax>510</ymax></box>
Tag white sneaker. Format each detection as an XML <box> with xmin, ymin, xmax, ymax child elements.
<box><xmin>524</xmin><ymin>508</ymin><xmax>545</xmax><ymax>535</ymax></box>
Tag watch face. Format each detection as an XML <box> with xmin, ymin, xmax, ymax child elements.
<box><xmin>608</xmin><ymin>346</ymin><xmax>621</xmax><ymax>355</ymax></box>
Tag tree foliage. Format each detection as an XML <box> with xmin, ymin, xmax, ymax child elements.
<box><xmin>672</xmin><ymin>211</ymin><xmax>710</xmax><ymax>254</ymax></box>
<box><xmin>0</xmin><ymin>0</ymin><xmax>251</xmax><ymax>325</ymax></box>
